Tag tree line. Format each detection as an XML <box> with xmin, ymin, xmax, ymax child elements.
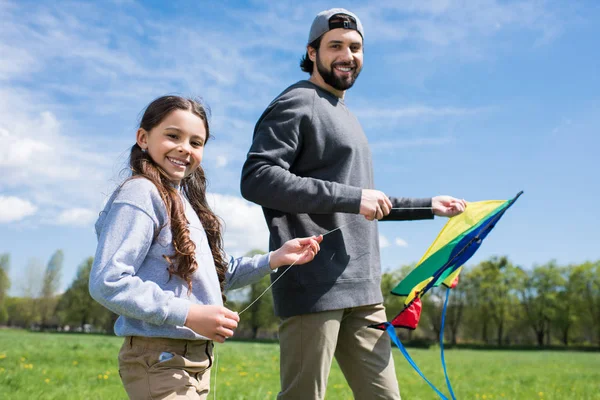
<box><xmin>382</xmin><ymin>257</ymin><xmax>600</xmax><ymax>347</ymax></box>
<box><xmin>0</xmin><ymin>251</ymin><xmax>598</xmax><ymax>347</ymax></box>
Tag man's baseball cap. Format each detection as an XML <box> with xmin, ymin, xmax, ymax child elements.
<box><xmin>307</xmin><ymin>8</ymin><xmax>364</xmax><ymax>45</ymax></box>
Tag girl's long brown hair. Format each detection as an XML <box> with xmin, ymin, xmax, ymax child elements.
<box><xmin>128</xmin><ymin>95</ymin><xmax>227</xmax><ymax>301</ymax></box>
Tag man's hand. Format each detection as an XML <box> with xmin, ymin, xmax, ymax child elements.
<box><xmin>432</xmin><ymin>196</ymin><xmax>467</xmax><ymax>217</ymax></box>
<box><xmin>184</xmin><ymin>304</ymin><xmax>240</xmax><ymax>343</ymax></box>
<box><xmin>360</xmin><ymin>189</ymin><xmax>392</xmax><ymax>221</ymax></box>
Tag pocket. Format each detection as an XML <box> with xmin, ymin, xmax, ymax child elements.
<box><xmin>147</xmin><ymin>353</ymin><xmax>196</xmax><ymax>399</ymax></box>
<box><xmin>118</xmin><ymin>350</ymin><xmax>152</xmax><ymax>397</ymax></box>
<box><xmin>148</xmin><ymin>351</ymin><xmax>183</xmax><ymax>370</ymax></box>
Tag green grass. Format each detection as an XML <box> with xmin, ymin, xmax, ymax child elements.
<box><xmin>1</xmin><ymin>329</ymin><xmax>599</xmax><ymax>399</ymax></box>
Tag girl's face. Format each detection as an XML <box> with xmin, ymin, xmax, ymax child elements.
<box><xmin>136</xmin><ymin>109</ymin><xmax>206</xmax><ymax>184</ymax></box>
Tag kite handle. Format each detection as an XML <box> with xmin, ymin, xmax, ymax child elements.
<box><xmin>384</xmin><ymin>323</ymin><xmax>449</xmax><ymax>400</ymax></box>
<box><xmin>440</xmin><ymin>289</ymin><xmax>457</xmax><ymax>400</ymax></box>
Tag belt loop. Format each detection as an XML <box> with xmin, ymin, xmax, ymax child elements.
<box><xmin>184</xmin><ymin>341</ymin><xmax>188</xmax><ymax>357</ymax></box>
<box><xmin>129</xmin><ymin>336</ymin><xmax>133</xmax><ymax>348</ymax></box>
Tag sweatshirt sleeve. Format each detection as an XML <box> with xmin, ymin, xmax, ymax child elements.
<box><xmin>240</xmin><ymin>91</ymin><xmax>362</xmax><ymax>214</ymax></box>
<box><xmin>89</xmin><ymin>180</ymin><xmax>190</xmax><ymax>327</ymax></box>
<box><xmin>381</xmin><ymin>196</ymin><xmax>435</xmax><ymax>221</ymax></box>
<box><xmin>224</xmin><ymin>252</ymin><xmax>273</xmax><ymax>291</ymax></box>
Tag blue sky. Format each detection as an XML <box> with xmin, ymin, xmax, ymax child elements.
<box><xmin>1</xmin><ymin>0</ymin><xmax>598</xmax><ymax>295</ymax></box>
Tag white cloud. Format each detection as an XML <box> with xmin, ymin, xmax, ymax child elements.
<box><xmin>0</xmin><ymin>87</ymin><xmax>115</xmax><ymax>180</ymax></box>
<box><xmin>0</xmin><ymin>0</ymin><xmax>293</xmax><ymax>206</ymax></box>
<box><xmin>0</xmin><ymin>42</ymin><xmax>38</xmax><ymax>81</ymax></box>
<box><xmin>0</xmin><ymin>196</ymin><xmax>37</xmax><ymax>222</ymax></box>
<box><xmin>56</xmin><ymin>208</ymin><xmax>97</xmax><ymax>226</ymax></box>
<box><xmin>355</xmin><ymin>105</ymin><xmax>486</xmax><ymax>134</ymax></box>
<box><xmin>207</xmin><ymin>193</ymin><xmax>269</xmax><ymax>256</ymax></box>
<box><xmin>0</xmin><ymin>92</ymin><xmax>117</xmax><ymax>219</ymax></box>
<box><xmin>347</xmin><ymin>0</ymin><xmax>567</xmax><ymax>89</ymax></box>
<box><xmin>360</xmin><ymin>0</ymin><xmax>563</xmax><ymax>47</ymax></box>
<box><xmin>0</xmin><ymin>127</ymin><xmax>53</xmax><ymax>165</ymax></box>
<box><xmin>0</xmin><ymin>111</ymin><xmax>84</xmax><ymax>183</ymax></box>
<box><xmin>370</xmin><ymin>137</ymin><xmax>454</xmax><ymax>152</ymax></box>
<box><xmin>215</xmin><ymin>155</ymin><xmax>228</xmax><ymax>168</ymax></box>
<box><xmin>357</xmin><ymin>106</ymin><xmax>478</xmax><ymax>120</ymax></box>
<box><xmin>379</xmin><ymin>234</ymin><xmax>390</xmax><ymax>249</ymax></box>
<box><xmin>395</xmin><ymin>238</ymin><xmax>408</xmax><ymax>247</ymax></box>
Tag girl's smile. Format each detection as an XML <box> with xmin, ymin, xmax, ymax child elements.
<box><xmin>167</xmin><ymin>157</ymin><xmax>190</xmax><ymax>168</ymax></box>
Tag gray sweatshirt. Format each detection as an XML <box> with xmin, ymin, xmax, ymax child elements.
<box><xmin>241</xmin><ymin>80</ymin><xmax>433</xmax><ymax>318</ymax></box>
<box><xmin>89</xmin><ymin>177</ymin><xmax>273</xmax><ymax>340</ymax></box>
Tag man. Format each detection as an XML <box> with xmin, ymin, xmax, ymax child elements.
<box><xmin>241</xmin><ymin>8</ymin><xmax>466</xmax><ymax>399</ymax></box>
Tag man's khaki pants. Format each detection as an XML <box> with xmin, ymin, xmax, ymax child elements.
<box><xmin>277</xmin><ymin>303</ymin><xmax>401</xmax><ymax>400</ymax></box>
<box><xmin>118</xmin><ymin>336</ymin><xmax>213</xmax><ymax>399</ymax></box>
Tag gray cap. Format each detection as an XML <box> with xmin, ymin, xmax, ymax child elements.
<box><xmin>307</xmin><ymin>8</ymin><xmax>364</xmax><ymax>45</ymax></box>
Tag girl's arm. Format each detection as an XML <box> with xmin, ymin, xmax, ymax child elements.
<box><xmin>90</xmin><ymin>201</ymin><xmax>241</xmax><ymax>343</ymax></box>
<box><xmin>89</xmin><ymin>201</ymin><xmax>190</xmax><ymax>327</ymax></box>
<box><xmin>225</xmin><ymin>235</ymin><xmax>322</xmax><ymax>291</ymax></box>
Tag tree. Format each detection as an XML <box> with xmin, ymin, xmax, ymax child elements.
<box><xmin>519</xmin><ymin>261</ymin><xmax>564</xmax><ymax>346</ymax></box>
<box><xmin>485</xmin><ymin>257</ymin><xmax>521</xmax><ymax>346</ymax></box>
<box><xmin>422</xmin><ymin>287</ymin><xmax>444</xmax><ymax>340</ymax></box>
<box><xmin>6</xmin><ymin>297</ymin><xmax>40</xmax><ymax>328</ymax></box>
<box><xmin>0</xmin><ymin>254</ymin><xmax>10</xmax><ymax>301</ymax></box>
<box><xmin>464</xmin><ymin>266</ymin><xmax>492</xmax><ymax>343</ymax></box>
<box><xmin>553</xmin><ymin>264</ymin><xmax>580</xmax><ymax>345</ymax></box>
<box><xmin>0</xmin><ymin>254</ymin><xmax>10</xmax><ymax>324</ymax></box>
<box><xmin>40</xmin><ymin>250</ymin><xmax>64</xmax><ymax>328</ymax></box>
<box><xmin>420</xmin><ymin>285</ymin><xmax>466</xmax><ymax>345</ymax></box>
<box><xmin>42</xmin><ymin>250</ymin><xmax>63</xmax><ymax>298</ymax></box>
<box><xmin>21</xmin><ymin>258</ymin><xmax>43</xmax><ymax>298</ymax></box>
<box><xmin>570</xmin><ymin>261</ymin><xmax>600</xmax><ymax>345</ymax></box>
<box><xmin>241</xmin><ymin>249</ymin><xmax>278</xmax><ymax>338</ymax></box>
<box><xmin>467</xmin><ymin>256</ymin><xmax>521</xmax><ymax>346</ymax></box>
<box><xmin>445</xmin><ymin>280</ymin><xmax>467</xmax><ymax>345</ymax></box>
<box><xmin>56</xmin><ymin>257</ymin><xmax>116</xmax><ymax>332</ymax></box>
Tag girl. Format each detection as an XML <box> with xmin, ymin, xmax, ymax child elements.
<box><xmin>89</xmin><ymin>95</ymin><xmax>322</xmax><ymax>399</ymax></box>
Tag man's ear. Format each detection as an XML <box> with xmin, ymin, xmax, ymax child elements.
<box><xmin>307</xmin><ymin>45</ymin><xmax>317</xmax><ymax>62</ymax></box>
<box><xmin>136</xmin><ymin>128</ymin><xmax>148</xmax><ymax>150</ymax></box>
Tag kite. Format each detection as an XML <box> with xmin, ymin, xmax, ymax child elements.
<box><xmin>371</xmin><ymin>191</ymin><xmax>523</xmax><ymax>400</ymax></box>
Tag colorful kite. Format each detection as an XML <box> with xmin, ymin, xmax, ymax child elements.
<box><xmin>372</xmin><ymin>191</ymin><xmax>523</xmax><ymax>400</ymax></box>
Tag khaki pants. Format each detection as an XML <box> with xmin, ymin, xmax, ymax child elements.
<box><xmin>118</xmin><ymin>336</ymin><xmax>213</xmax><ymax>400</ymax></box>
<box><xmin>278</xmin><ymin>303</ymin><xmax>401</xmax><ymax>400</ymax></box>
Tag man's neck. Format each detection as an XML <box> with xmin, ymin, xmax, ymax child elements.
<box><xmin>309</xmin><ymin>75</ymin><xmax>345</xmax><ymax>99</ymax></box>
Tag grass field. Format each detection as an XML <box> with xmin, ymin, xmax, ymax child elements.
<box><xmin>1</xmin><ymin>329</ymin><xmax>599</xmax><ymax>399</ymax></box>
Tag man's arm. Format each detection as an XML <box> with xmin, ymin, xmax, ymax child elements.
<box><xmin>381</xmin><ymin>196</ymin><xmax>434</xmax><ymax>221</ymax></box>
<box><xmin>381</xmin><ymin>195</ymin><xmax>466</xmax><ymax>221</ymax></box>
<box><xmin>241</xmin><ymin>95</ymin><xmax>362</xmax><ymax>214</ymax></box>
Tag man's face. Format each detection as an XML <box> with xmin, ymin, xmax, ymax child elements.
<box><xmin>312</xmin><ymin>28</ymin><xmax>363</xmax><ymax>91</ymax></box>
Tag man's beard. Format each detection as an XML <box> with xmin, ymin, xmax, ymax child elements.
<box><xmin>316</xmin><ymin>53</ymin><xmax>361</xmax><ymax>91</ymax></box>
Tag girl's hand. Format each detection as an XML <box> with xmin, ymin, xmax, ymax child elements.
<box><xmin>270</xmin><ymin>235</ymin><xmax>323</xmax><ymax>269</ymax></box>
<box><xmin>184</xmin><ymin>304</ymin><xmax>240</xmax><ymax>343</ymax></box>
<box><xmin>432</xmin><ymin>196</ymin><xmax>467</xmax><ymax>217</ymax></box>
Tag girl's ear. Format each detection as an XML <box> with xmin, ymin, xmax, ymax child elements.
<box><xmin>136</xmin><ymin>128</ymin><xmax>149</xmax><ymax>151</ymax></box>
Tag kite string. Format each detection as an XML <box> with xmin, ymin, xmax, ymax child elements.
<box><xmin>237</xmin><ymin>219</ymin><xmax>360</xmax><ymax>316</ymax></box>
<box><xmin>237</xmin><ymin>257</ymin><xmax>300</xmax><ymax>316</ymax></box>
<box><xmin>391</xmin><ymin>207</ymin><xmax>432</xmax><ymax>210</ymax></box>
<box><xmin>212</xmin><ymin>346</ymin><xmax>219</xmax><ymax>400</ymax></box>
<box><xmin>219</xmin><ymin>207</ymin><xmax>434</xmax><ymax>398</ymax></box>
<box><xmin>236</xmin><ymin>208</ymin><xmax>434</xmax><ymax>316</ymax></box>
